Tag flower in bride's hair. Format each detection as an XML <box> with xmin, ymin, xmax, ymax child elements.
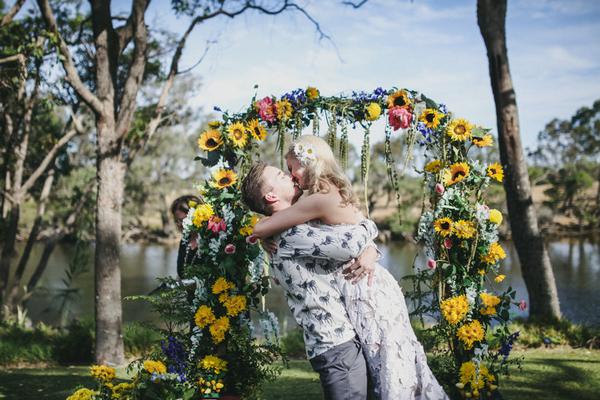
<box><xmin>293</xmin><ymin>143</ymin><xmax>316</xmax><ymax>164</ymax></box>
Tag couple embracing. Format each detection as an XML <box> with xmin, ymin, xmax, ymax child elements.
<box><xmin>241</xmin><ymin>135</ymin><xmax>448</xmax><ymax>400</ymax></box>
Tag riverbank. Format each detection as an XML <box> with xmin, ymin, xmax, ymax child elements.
<box><xmin>1</xmin><ymin>348</ymin><xmax>598</xmax><ymax>400</ymax></box>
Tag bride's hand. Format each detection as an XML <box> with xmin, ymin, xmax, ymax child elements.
<box><xmin>342</xmin><ymin>245</ymin><xmax>378</xmax><ymax>286</ymax></box>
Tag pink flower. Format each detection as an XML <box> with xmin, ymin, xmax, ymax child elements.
<box><xmin>246</xmin><ymin>235</ymin><xmax>259</xmax><ymax>245</ymax></box>
<box><xmin>443</xmin><ymin>238</ymin><xmax>453</xmax><ymax>249</ymax></box>
<box><xmin>388</xmin><ymin>106</ymin><xmax>413</xmax><ymax>130</ymax></box>
<box><xmin>224</xmin><ymin>244</ymin><xmax>236</xmax><ymax>254</ymax></box>
<box><xmin>427</xmin><ymin>259</ymin><xmax>437</xmax><ymax>270</ymax></box>
<box><xmin>256</xmin><ymin>97</ymin><xmax>276</xmax><ymax>123</ymax></box>
<box><xmin>435</xmin><ymin>183</ymin><xmax>445</xmax><ymax>195</ymax></box>
<box><xmin>518</xmin><ymin>300</ymin><xmax>527</xmax><ymax>311</ymax></box>
<box><xmin>207</xmin><ymin>216</ymin><xmax>226</xmax><ymax>233</ymax></box>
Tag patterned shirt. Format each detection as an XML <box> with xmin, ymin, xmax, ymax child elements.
<box><xmin>271</xmin><ymin>220</ymin><xmax>378</xmax><ymax>358</ymax></box>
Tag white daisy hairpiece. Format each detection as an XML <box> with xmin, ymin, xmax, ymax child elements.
<box><xmin>293</xmin><ymin>142</ymin><xmax>316</xmax><ymax>165</ymax></box>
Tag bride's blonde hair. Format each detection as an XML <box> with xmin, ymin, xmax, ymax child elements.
<box><xmin>286</xmin><ymin>135</ymin><xmax>359</xmax><ymax>207</ymax></box>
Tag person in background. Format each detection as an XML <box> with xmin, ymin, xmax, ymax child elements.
<box><xmin>170</xmin><ymin>194</ymin><xmax>201</xmax><ymax>278</ymax></box>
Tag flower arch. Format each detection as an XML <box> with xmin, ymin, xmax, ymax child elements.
<box><xmin>69</xmin><ymin>87</ymin><xmax>520</xmax><ymax>399</ymax></box>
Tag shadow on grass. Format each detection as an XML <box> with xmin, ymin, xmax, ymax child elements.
<box><xmin>262</xmin><ymin>360</ymin><xmax>323</xmax><ymax>400</ymax></box>
<box><xmin>0</xmin><ymin>367</ymin><xmax>94</xmax><ymax>400</ymax></box>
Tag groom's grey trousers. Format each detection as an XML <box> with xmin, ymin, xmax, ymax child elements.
<box><xmin>309</xmin><ymin>336</ymin><xmax>368</xmax><ymax>400</ymax></box>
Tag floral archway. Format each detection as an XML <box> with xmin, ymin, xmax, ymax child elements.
<box><xmin>69</xmin><ymin>87</ymin><xmax>520</xmax><ymax>400</ymax></box>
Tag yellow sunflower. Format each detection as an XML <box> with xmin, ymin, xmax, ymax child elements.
<box><xmin>306</xmin><ymin>86</ymin><xmax>320</xmax><ymax>100</ymax></box>
<box><xmin>275</xmin><ymin>99</ymin><xmax>293</xmax><ymax>121</ymax></box>
<box><xmin>207</xmin><ymin>120</ymin><xmax>222</xmax><ymax>128</ymax></box>
<box><xmin>472</xmin><ymin>134</ymin><xmax>493</xmax><ymax>147</ymax></box>
<box><xmin>487</xmin><ymin>162</ymin><xmax>504</xmax><ymax>182</ymax></box>
<box><xmin>247</xmin><ymin>119</ymin><xmax>267</xmax><ymax>141</ymax></box>
<box><xmin>198</xmin><ymin>129</ymin><xmax>223</xmax><ymax>151</ymax></box>
<box><xmin>419</xmin><ymin>108</ymin><xmax>444</xmax><ymax>129</ymax></box>
<box><xmin>434</xmin><ymin>217</ymin><xmax>454</xmax><ymax>237</ymax></box>
<box><xmin>446</xmin><ymin>118</ymin><xmax>473</xmax><ymax>141</ymax></box>
<box><xmin>424</xmin><ymin>159</ymin><xmax>442</xmax><ymax>173</ymax></box>
<box><xmin>453</xmin><ymin>220</ymin><xmax>477</xmax><ymax>239</ymax></box>
<box><xmin>386</xmin><ymin>90</ymin><xmax>412</xmax><ymax>109</ymax></box>
<box><xmin>227</xmin><ymin>122</ymin><xmax>248</xmax><ymax>148</ymax></box>
<box><xmin>212</xmin><ymin>169</ymin><xmax>238</xmax><ymax>189</ymax></box>
<box><xmin>443</xmin><ymin>162</ymin><xmax>470</xmax><ymax>186</ymax></box>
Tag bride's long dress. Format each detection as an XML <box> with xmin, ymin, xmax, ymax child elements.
<box><xmin>278</xmin><ymin>220</ymin><xmax>449</xmax><ymax>400</ymax></box>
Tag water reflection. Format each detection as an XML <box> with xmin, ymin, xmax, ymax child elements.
<box><xmin>23</xmin><ymin>237</ymin><xmax>600</xmax><ymax>330</ymax></box>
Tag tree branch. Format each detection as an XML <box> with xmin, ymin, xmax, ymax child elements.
<box><xmin>1</xmin><ymin>0</ymin><xmax>26</xmax><ymax>27</ymax></box>
<box><xmin>36</xmin><ymin>0</ymin><xmax>103</xmax><ymax>115</ymax></box>
<box><xmin>116</xmin><ymin>0</ymin><xmax>149</xmax><ymax>139</ymax></box>
<box><xmin>342</xmin><ymin>0</ymin><xmax>369</xmax><ymax>9</ymax></box>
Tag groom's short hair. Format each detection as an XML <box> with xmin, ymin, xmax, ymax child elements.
<box><xmin>241</xmin><ymin>161</ymin><xmax>270</xmax><ymax>215</ymax></box>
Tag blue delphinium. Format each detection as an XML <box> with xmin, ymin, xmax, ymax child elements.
<box><xmin>161</xmin><ymin>336</ymin><xmax>187</xmax><ymax>382</ymax></box>
<box><xmin>498</xmin><ymin>331</ymin><xmax>520</xmax><ymax>361</ymax></box>
<box><xmin>417</xmin><ymin>122</ymin><xmax>434</xmax><ymax>146</ymax></box>
<box><xmin>281</xmin><ymin>88</ymin><xmax>307</xmax><ymax>107</ymax></box>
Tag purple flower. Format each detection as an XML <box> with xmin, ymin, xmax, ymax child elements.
<box><xmin>498</xmin><ymin>331</ymin><xmax>520</xmax><ymax>360</ymax></box>
<box><xmin>161</xmin><ymin>336</ymin><xmax>187</xmax><ymax>381</ymax></box>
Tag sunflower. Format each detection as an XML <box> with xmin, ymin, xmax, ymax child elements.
<box><xmin>487</xmin><ymin>162</ymin><xmax>504</xmax><ymax>182</ymax></box>
<box><xmin>227</xmin><ymin>122</ymin><xmax>248</xmax><ymax>148</ymax></box>
<box><xmin>443</xmin><ymin>162</ymin><xmax>470</xmax><ymax>186</ymax></box>
<box><xmin>434</xmin><ymin>217</ymin><xmax>454</xmax><ymax>237</ymax></box>
<box><xmin>198</xmin><ymin>129</ymin><xmax>223</xmax><ymax>151</ymax></box>
<box><xmin>212</xmin><ymin>169</ymin><xmax>238</xmax><ymax>189</ymax></box>
<box><xmin>472</xmin><ymin>134</ymin><xmax>493</xmax><ymax>147</ymax></box>
<box><xmin>424</xmin><ymin>159</ymin><xmax>442</xmax><ymax>173</ymax></box>
<box><xmin>446</xmin><ymin>118</ymin><xmax>473</xmax><ymax>141</ymax></box>
<box><xmin>275</xmin><ymin>99</ymin><xmax>293</xmax><ymax>121</ymax></box>
<box><xmin>247</xmin><ymin>119</ymin><xmax>267</xmax><ymax>141</ymax></box>
<box><xmin>207</xmin><ymin>120</ymin><xmax>222</xmax><ymax>128</ymax></box>
<box><xmin>453</xmin><ymin>220</ymin><xmax>476</xmax><ymax>239</ymax></box>
<box><xmin>419</xmin><ymin>108</ymin><xmax>444</xmax><ymax>129</ymax></box>
<box><xmin>386</xmin><ymin>90</ymin><xmax>412</xmax><ymax>109</ymax></box>
<box><xmin>306</xmin><ymin>86</ymin><xmax>320</xmax><ymax>100</ymax></box>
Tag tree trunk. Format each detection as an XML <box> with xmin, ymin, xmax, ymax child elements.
<box><xmin>94</xmin><ymin>121</ymin><xmax>126</xmax><ymax>365</ymax></box>
<box><xmin>477</xmin><ymin>0</ymin><xmax>561</xmax><ymax>320</ymax></box>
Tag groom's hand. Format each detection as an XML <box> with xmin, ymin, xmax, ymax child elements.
<box><xmin>342</xmin><ymin>245</ymin><xmax>377</xmax><ymax>286</ymax></box>
<box><xmin>260</xmin><ymin>237</ymin><xmax>278</xmax><ymax>255</ymax></box>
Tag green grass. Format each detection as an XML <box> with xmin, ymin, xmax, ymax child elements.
<box><xmin>1</xmin><ymin>349</ymin><xmax>599</xmax><ymax>399</ymax></box>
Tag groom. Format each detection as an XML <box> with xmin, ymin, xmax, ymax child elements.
<box><xmin>242</xmin><ymin>162</ymin><xmax>377</xmax><ymax>400</ymax></box>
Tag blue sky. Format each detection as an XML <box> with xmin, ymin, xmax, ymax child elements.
<box><xmin>145</xmin><ymin>0</ymin><xmax>600</xmax><ymax>151</ymax></box>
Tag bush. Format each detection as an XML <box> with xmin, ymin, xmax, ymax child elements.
<box><xmin>123</xmin><ymin>322</ymin><xmax>162</xmax><ymax>355</ymax></box>
<box><xmin>505</xmin><ymin>318</ymin><xmax>600</xmax><ymax>348</ymax></box>
<box><xmin>0</xmin><ymin>322</ymin><xmax>57</xmax><ymax>365</ymax></box>
<box><xmin>280</xmin><ymin>329</ymin><xmax>306</xmax><ymax>359</ymax></box>
<box><xmin>55</xmin><ymin>318</ymin><xmax>94</xmax><ymax>364</ymax></box>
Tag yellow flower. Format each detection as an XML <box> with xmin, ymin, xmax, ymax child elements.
<box><xmin>306</xmin><ymin>86</ymin><xmax>320</xmax><ymax>100</ymax></box>
<box><xmin>487</xmin><ymin>162</ymin><xmax>504</xmax><ymax>182</ymax></box>
<box><xmin>200</xmin><ymin>355</ymin><xmax>228</xmax><ymax>374</ymax></box>
<box><xmin>188</xmin><ymin>200</ymin><xmax>197</xmax><ymax>208</ymax></box>
<box><xmin>440</xmin><ymin>295</ymin><xmax>469</xmax><ymax>325</ymax></box>
<box><xmin>239</xmin><ymin>225</ymin><xmax>253</xmax><ymax>236</ymax></box>
<box><xmin>434</xmin><ymin>217</ymin><xmax>454</xmax><ymax>237</ymax></box>
<box><xmin>210</xmin><ymin>316</ymin><xmax>230</xmax><ymax>344</ymax></box>
<box><xmin>419</xmin><ymin>108</ymin><xmax>444</xmax><ymax>129</ymax></box>
<box><xmin>247</xmin><ymin>119</ymin><xmax>267</xmax><ymax>141</ymax></box>
<box><xmin>386</xmin><ymin>90</ymin><xmax>412</xmax><ymax>109</ymax></box>
<box><xmin>192</xmin><ymin>204</ymin><xmax>214</xmax><ymax>227</ymax></box>
<box><xmin>443</xmin><ymin>162</ymin><xmax>470</xmax><ymax>186</ymax></box>
<box><xmin>480</xmin><ymin>292</ymin><xmax>501</xmax><ymax>315</ymax></box>
<box><xmin>198</xmin><ymin>129</ymin><xmax>223</xmax><ymax>151</ymax></box>
<box><xmin>424</xmin><ymin>159</ymin><xmax>442</xmax><ymax>173</ymax></box>
<box><xmin>223</xmin><ymin>295</ymin><xmax>247</xmax><ymax>317</ymax></box>
<box><xmin>111</xmin><ymin>382</ymin><xmax>134</xmax><ymax>399</ymax></box>
<box><xmin>495</xmin><ymin>274</ymin><xmax>506</xmax><ymax>283</ymax></box>
<box><xmin>480</xmin><ymin>242</ymin><xmax>506</xmax><ymax>264</ymax></box>
<box><xmin>275</xmin><ymin>99</ymin><xmax>293</xmax><ymax>121</ymax></box>
<box><xmin>453</xmin><ymin>220</ymin><xmax>476</xmax><ymax>239</ymax></box>
<box><xmin>208</xmin><ymin>120</ymin><xmax>222</xmax><ymax>128</ymax></box>
<box><xmin>143</xmin><ymin>360</ymin><xmax>167</xmax><ymax>375</ymax></box>
<box><xmin>67</xmin><ymin>388</ymin><xmax>97</xmax><ymax>400</ymax></box>
<box><xmin>212</xmin><ymin>169</ymin><xmax>238</xmax><ymax>190</ymax></box>
<box><xmin>365</xmin><ymin>102</ymin><xmax>382</xmax><ymax>121</ymax></box>
<box><xmin>459</xmin><ymin>361</ymin><xmax>494</xmax><ymax>391</ymax></box>
<box><xmin>194</xmin><ymin>305</ymin><xmax>216</xmax><ymax>328</ymax></box>
<box><xmin>250</xmin><ymin>214</ymin><xmax>260</xmax><ymax>226</ymax></box>
<box><xmin>212</xmin><ymin>277</ymin><xmax>234</xmax><ymax>294</ymax></box>
<box><xmin>227</xmin><ymin>122</ymin><xmax>248</xmax><ymax>148</ymax></box>
<box><xmin>457</xmin><ymin>320</ymin><xmax>485</xmax><ymax>349</ymax></box>
<box><xmin>446</xmin><ymin>118</ymin><xmax>473</xmax><ymax>141</ymax></box>
<box><xmin>90</xmin><ymin>364</ymin><xmax>116</xmax><ymax>382</ymax></box>
<box><xmin>472</xmin><ymin>134</ymin><xmax>493</xmax><ymax>147</ymax></box>
<box><xmin>218</xmin><ymin>292</ymin><xmax>229</xmax><ymax>303</ymax></box>
<box><xmin>478</xmin><ymin>269</ymin><xmax>486</xmax><ymax>276</ymax></box>
<box><xmin>488</xmin><ymin>209</ymin><xmax>503</xmax><ymax>225</ymax></box>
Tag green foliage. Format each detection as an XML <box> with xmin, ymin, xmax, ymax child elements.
<box><xmin>280</xmin><ymin>328</ymin><xmax>306</xmax><ymax>359</ymax></box>
<box><xmin>505</xmin><ymin>318</ymin><xmax>600</xmax><ymax>349</ymax></box>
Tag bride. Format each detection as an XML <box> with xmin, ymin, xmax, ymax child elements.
<box><xmin>249</xmin><ymin>135</ymin><xmax>448</xmax><ymax>399</ymax></box>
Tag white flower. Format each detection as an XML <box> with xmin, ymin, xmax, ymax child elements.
<box><xmin>294</xmin><ymin>143</ymin><xmax>316</xmax><ymax>164</ymax></box>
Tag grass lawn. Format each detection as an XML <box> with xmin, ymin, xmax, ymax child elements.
<box><xmin>0</xmin><ymin>348</ymin><xmax>598</xmax><ymax>399</ymax></box>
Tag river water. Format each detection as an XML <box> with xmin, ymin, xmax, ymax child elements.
<box><xmin>23</xmin><ymin>238</ymin><xmax>600</xmax><ymax>330</ymax></box>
